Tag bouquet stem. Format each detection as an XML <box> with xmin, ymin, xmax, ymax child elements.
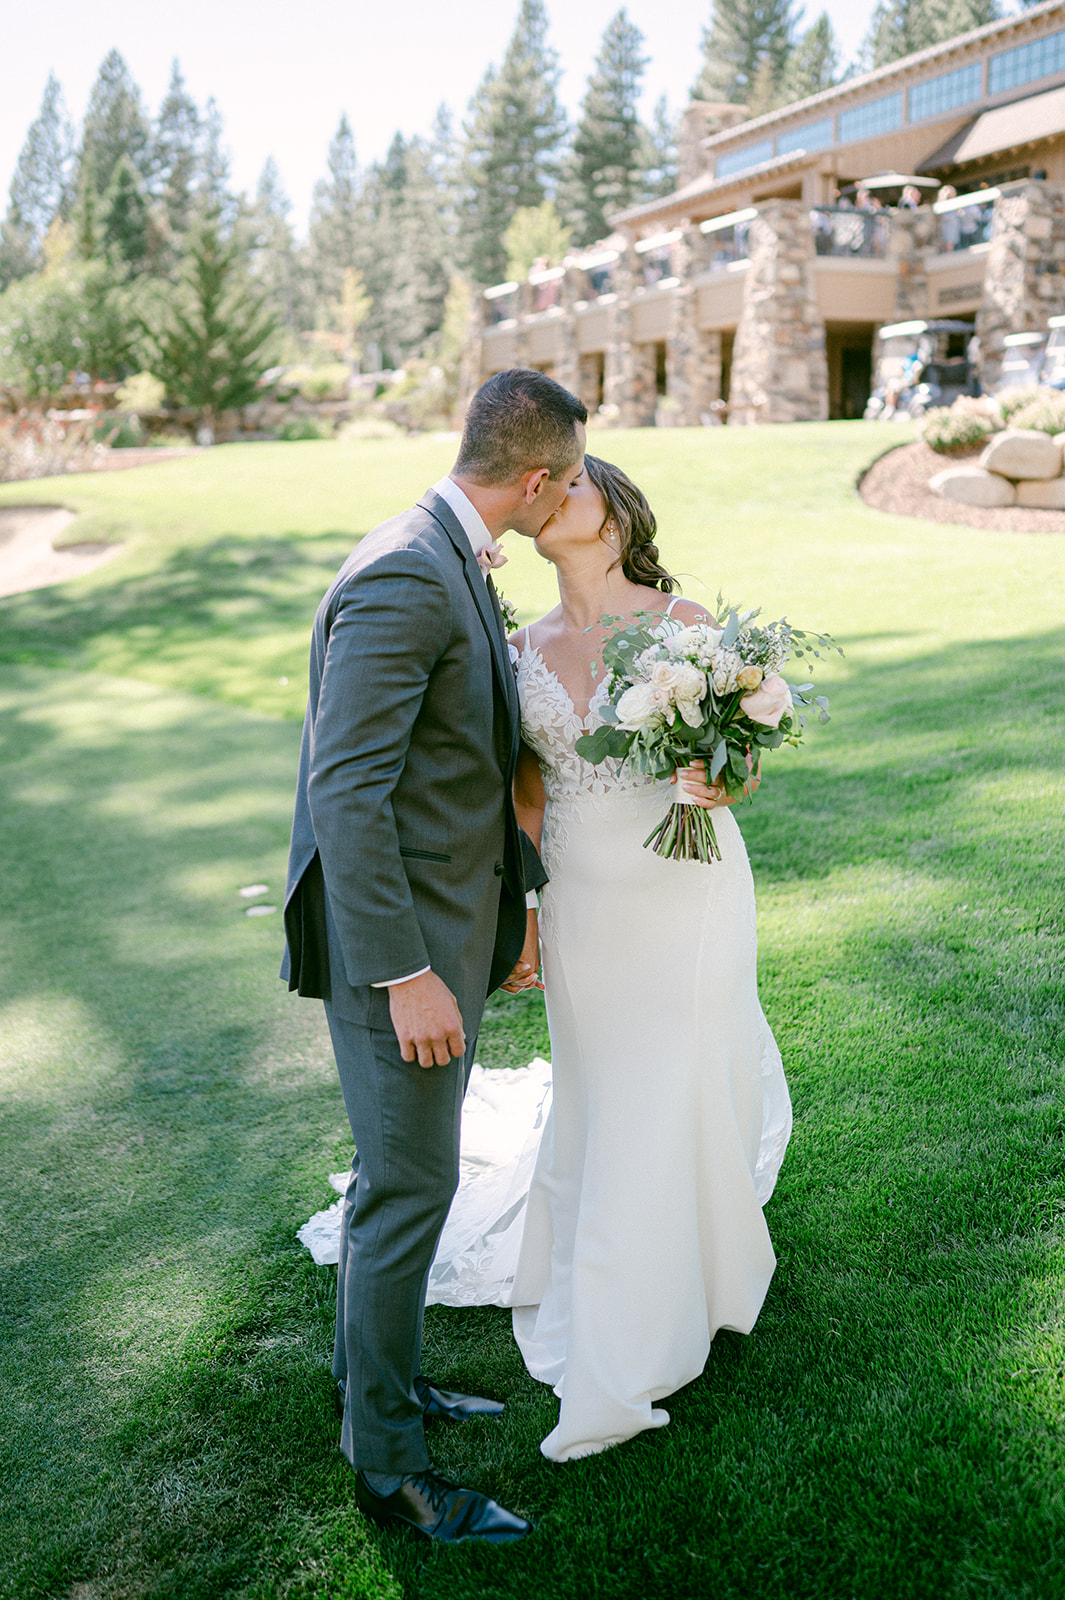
<box><xmin>643</xmin><ymin>799</ymin><xmax>721</xmax><ymax>864</ymax></box>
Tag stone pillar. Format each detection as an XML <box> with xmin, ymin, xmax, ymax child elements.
<box><xmin>728</xmin><ymin>200</ymin><xmax>828</xmax><ymax>425</ymax></box>
<box><xmin>601</xmin><ymin>243</ymin><xmax>657</xmax><ymax>427</ymax></box>
<box><xmin>456</xmin><ymin>290</ymin><xmax>487</xmax><ymax>421</ymax></box>
<box><xmin>578</xmin><ymin>351</ymin><xmax>605</xmax><ymax>414</ymax></box>
<box><xmin>870</xmin><ymin>206</ymin><xmax>936</xmax><ymax>396</ymax></box>
<box><xmin>664</xmin><ymin>223</ymin><xmax>720</xmax><ymax>425</ymax></box>
<box><xmin>976</xmin><ymin>181</ymin><xmax>1065</xmax><ymax>391</ymax></box>
<box><xmin>551</xmin><ymin>268</ymin><xmax>584</xmax><ymax>397</ymax></box>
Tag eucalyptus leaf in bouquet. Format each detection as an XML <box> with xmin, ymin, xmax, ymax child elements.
<box><xmin>574</xmin><ymin>600</ymin><xmax>842</xmax><ymax>864</ymax></box>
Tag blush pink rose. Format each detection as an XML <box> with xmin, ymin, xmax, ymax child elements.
<box><xmin>739</xmin><ymin>673</ymin><xmax>791</xmax><ymax>728</ymax></box>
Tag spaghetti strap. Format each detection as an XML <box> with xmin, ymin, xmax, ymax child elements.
<box><xmin>665</xmin><ymin>596</ymin><xmax>681</xmax><ymax>617</ymax></box>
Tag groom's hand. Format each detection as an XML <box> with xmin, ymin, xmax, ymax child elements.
<box><xmin>388</xmin><ymin>972</ymin><xmax>466</xmax><ymax>1068</ymax></box>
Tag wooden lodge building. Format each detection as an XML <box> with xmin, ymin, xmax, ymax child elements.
<box><xmin>462</xmin><ymin>0</ymin><xmax>1065</xmax><ymax>425</ymax></box>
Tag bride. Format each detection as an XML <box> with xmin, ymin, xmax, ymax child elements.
<box><xmin>468</xmin><ymin>453</ymin><xmax>789</xmax><ymax>1462</ymax></box>
<box><xmin>301</xmin><ymin>453</ymin><xmax>792</xmax><ymax>1465</ymax></box>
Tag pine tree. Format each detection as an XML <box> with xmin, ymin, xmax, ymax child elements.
<box><xmin>101</xmin><ymin>155</ymin><xmax>149</xmax><ymax>269</ymax></box>
<box><xmin>639</xmin><ymin>97</ymin><xmax>679</xmax><ymax>201</ymax></box>
<box><xmin>308</xmin><ymin>115</ymin><xmax>360</xmax><ymax>324</ymax></box>
<box><xmin>0</xmin><ymin>74</ymin><xmax>75</xmax><ymax>289</ymax></box>
<box><xmin>779</xmin><ymin>11</ymin><xmax>840</xmax><ymax>102</ymax></box>
<box><xmin>461</xmin><ymin>0</ymin><xmax>568</xmax><ymax>285</ymax></box>
<box><xmin>860</xmin><ymin>0</ymin><xmax>1000</xmax><ymax>70</ymax></box>
<box><xmin>151</xmin><ymin>61</ymin><xmax>201</xmax><ymax>247</ymax></box>
<box><xmin>149</xmin><ymin>203</ymin><xmax>278</xmax><ymax>438</ymax></box>
<box><xmin>248</xmin><ymin>157</ymin><xmax>307</xmax><ymax>342</ymax></box>
<box><xmin>79</xmin><ymin>50</ymin><xmax>151</xmax><ymax>201</ymax></box>
<box><xmin>199</xmin><ymin>98</ymin><xmax>237</xmax><ymax>229</ymax></box>
<box><xmin>356</xmin><ymin>133</ymin><xmax>452</xmax><ymax>368</ymax></box>
<box><xmin>559</xmin><ymin>9</ymin><xmax>650</xmax><ymax>247</ymax></box>
<box><xmin>692</xmin><ymin>0</ymin><xmax>801</xmax><ymax>105</ymax></box>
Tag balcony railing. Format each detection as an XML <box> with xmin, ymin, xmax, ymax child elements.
<box><xmin>810</xmin><ymin>205</ymin><xmax>891</xmax><ymax>259</ymax></box>
<box><xmin>699</xmin><ymin>208</ymin><xmax>755</xmax><ymax>271</ymax></box>
<box><xmin>634</xmin><ymin>228</ymin><xmax>682</xmax><ymax>289</ymax></box>
<box><xmin>528</xmin><ymin>265</ymin><xmax>565</xmax><ymax>311</ymax></box>
<box><xmin>933</xmin><ymin>187</ymin><xmax>998</xmax><ymax>253</ymax></box>
<box><xmin>483</xmin><ymin>281</ymin><xmax>519</xmax><ymax>326</ymax></box>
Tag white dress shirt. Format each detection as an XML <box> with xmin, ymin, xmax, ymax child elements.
<box><xmin>373</xmin><ymin>479</ymin><xmax>537</xmax><ymax>991</ymax></box>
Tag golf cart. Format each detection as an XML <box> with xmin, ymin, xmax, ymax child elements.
<box><xmin>864</xmin><ymin>319</ymin><xmax>978</xmax><ymax>420</ymax></box>
<box><xmin>994</xmin><ymin>315</ymin><xmax>1065</xmax><ymax>391</ymax></box>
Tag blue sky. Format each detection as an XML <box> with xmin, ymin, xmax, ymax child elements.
<box><xmin>2</xmin><ymin>1</ymin><xmax>1017</xmax><ymax>234</ymax></box>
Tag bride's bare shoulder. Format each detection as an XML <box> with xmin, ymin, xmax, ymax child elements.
<box><xmin>665</xmin><ymin>596</ymin><xmax>716</xmax><ymax>626</ymax></box>
<box><xmin>508</xmin><ymin>607</ymin><xmax>561</xmax><ymax>651</ymax></box>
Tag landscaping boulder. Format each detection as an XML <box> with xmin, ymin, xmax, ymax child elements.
<box><xmin>1015</xmin><ymin>477</ymin><xmax>1065</xmax><ymax>508</ymax></box>
<box><xmin>928</xmin><ymin>465</ymin><xmax>1016</xmax><ymax>507</ymax></box>
<box><xmin>980</xmin><ymin>428</ymin><xmax>1063</xmax><ymax>480</ymax></box>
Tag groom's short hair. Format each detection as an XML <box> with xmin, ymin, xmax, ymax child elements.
<box><xmin>456</xmin><ymin>369</ymin><xmax>588</xmax><ymax>485</ymax></box>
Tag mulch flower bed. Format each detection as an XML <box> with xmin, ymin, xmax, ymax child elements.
<box><xmin>858</xmin><ymin>438</ymin><xmax>1065</xmax><ymax>533</ymax></box>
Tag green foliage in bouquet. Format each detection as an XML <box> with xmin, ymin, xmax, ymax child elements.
<box><xmin>576</xmin><ymin>601</ymin><xmax>840</xmax><ymax>863</ymax></box>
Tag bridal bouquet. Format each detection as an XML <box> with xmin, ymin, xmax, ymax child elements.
<box><xmin>575</xmin><ymin>601</ymin><xmax>840</xmax><ymax>864</ymax></box>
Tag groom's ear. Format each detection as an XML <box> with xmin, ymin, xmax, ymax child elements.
<box><xmin>522</xmin><ymin>467</ymin><xmax>552</xmax><ymax>504</ymax></box>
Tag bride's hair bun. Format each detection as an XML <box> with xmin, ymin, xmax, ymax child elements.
<box><xmin>583</xmin><ymin>454</ymin><xmax>678</xmax><ymax>593</ymax></box>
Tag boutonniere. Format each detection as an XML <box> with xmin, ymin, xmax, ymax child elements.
<box><xmin>495</xmin><ymin>586</ymin><xmax>519</xmax><ymax>636</ymax></box>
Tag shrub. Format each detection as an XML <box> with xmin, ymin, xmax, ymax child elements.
<box><xmin>920</xmin><ymin>406</ymin><xmax>996</xmax><ymax>454</ymax></box>
<box><xmin>995</xmin><ymin>385</ymin><xmax>1049</xmax><ymax>424</ymax></box>
<box><xmin>277</xmin><ymin>415</ymin><xmax>334</xmax><ymax>442</ymax></box>
<box><xmin>94</xmin><ymin>413</ymin><xmax>144</xmax><ymax>449</ymax></box>
<box><xmin>114</xmin><ymin>372</ymin><xmax>166</xmax><ymax>413</ymax></box>
<box><xmin>0</xmin><ymin>413</ymin><xmax>106</xmax><ymax>482</ymax></box>
<box><xmin>1007</xmin><ymin>393</ymin><xmax>1065</xmax><ymax>436</ymax></box>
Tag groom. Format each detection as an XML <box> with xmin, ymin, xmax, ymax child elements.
<box><xmin>281</xmin><ymin>368</ymin><xmax>587</xmax><ymax>1543</ymax></box>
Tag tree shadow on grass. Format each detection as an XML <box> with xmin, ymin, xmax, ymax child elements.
<box><xmin>0</xmin><ymin>622</ymin><xmax>1063</xmax><ymax>1599</ymax></box>
<box><xmin>0</xmin><ymin>530</ymin><xmax>359</xmax><ymax>671</ymax></box>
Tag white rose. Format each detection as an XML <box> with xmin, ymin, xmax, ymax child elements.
<box><xmin>710</xmin><ymin>646</ymin><xmax>743</xmax><ymax>696</ymax></box>
<box><xmin>672</xmin><ymin>662</ymin><xmax>707</xmax><ymax>704</ymax></box>
<box><xmin>615</xmin><ymin>681</ymin><xmax>665</xmax><ymax>730</ymax></box>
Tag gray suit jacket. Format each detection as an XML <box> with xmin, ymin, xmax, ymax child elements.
<box><xmin>281</xmin><ymin>488</ymin><xmax>545</xmax><ymax>1031</ymax></box>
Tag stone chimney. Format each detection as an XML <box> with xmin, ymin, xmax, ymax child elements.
<box><xmin>677</xmin><ymin>101</ymin><xmax>750</xmax><ymax>187</ymax></box>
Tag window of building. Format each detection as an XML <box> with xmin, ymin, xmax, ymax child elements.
<box><xmin>776</xmin><ymin>116</ymin><xmax>835</xmax><ymax>157</ymax></box>
<box><xmin>908</xmin><ymin>61</ymin><xmax>983</xmax><ymax>122</ymax></box>
<box><xmin>988</xmin><ymin>27</ymin><xmax>1065</xmax><ymax>95</ymax></box>
<box><xmin>837</xmin><ymin>91</ymin><xmax>903</xmax><ymax>144</ymax></box>
<box><xmin>715</xmin><ymin>138</ymin><xmax>775</xmax><ymax>179</ymax></box>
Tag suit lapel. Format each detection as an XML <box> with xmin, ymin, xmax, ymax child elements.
<box><xmin>418</xmin><ymin>490</ymin><xmax>516</xmax><ymax>733</ymax></box>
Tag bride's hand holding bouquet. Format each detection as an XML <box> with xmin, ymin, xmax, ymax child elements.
<box><xmin>575</xmin><ymin>600</ymin><xmax>841</xmax><ymax>864</ymax></box>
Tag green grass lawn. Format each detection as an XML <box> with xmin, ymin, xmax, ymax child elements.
<box><xmin>1</xmin><ymin>425</ymin><xmax>1063</xmax><ymax>1599</ymax></box>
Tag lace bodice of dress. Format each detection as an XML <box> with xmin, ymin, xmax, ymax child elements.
<box><xmin>514</xmin><ymin>611</ymin><xmax>679</xmax><ymax>804</ymax></box>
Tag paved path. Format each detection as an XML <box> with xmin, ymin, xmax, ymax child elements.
<box><xmin>0</xmin><ymin>506</ymin><xmax>121</xmax><ymax>597</ymax></box>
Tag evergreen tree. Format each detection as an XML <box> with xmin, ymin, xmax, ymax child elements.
<box><xmin>101</xmin><ymin>155</ymin><xmax>149</xmax><ymax>269</ymax></box>
<box><xmin>151</xmin><ymin>61</ymin><xmax>201</xmax><ymax>246</ymax></box>
<box><xmin>692</xmin><ymin>0</ymin><xmax>801</xmax><ymax>105</ymax></box>
<box><xmin>779</xmin><ymin>11</ymin><xmax>840</xmax><ymax>101</ymax></box>
<box><xmin>461</xmin><ymin>0</ymin><xmax>568</xmax><ymax>285</ymax></box>
<box><xmin>149</xmin><ymin>202</ymin><xmax>277</xmax><ymax>438</ymax></box>
<box><xmin>248</xmin><ymin>157</ymin><xmax>310</xmax><ymax>341</ymax></box>
<box><xmin>559</xmin><ymin>9</ymin><xmax>650</xmax><ymax>247</ymax></box>
<box><xmin>0</xmin><ymin>74</ymin><xmax>75</xmax><ymax>289</ymax></box>
<box><xmin>357</xmin><ymin>133</ymin><xmax>452</xmax><ymax>368</ymax></box>
<box><xmin>308</xmin><ymin>115</ymin><xmax>360</xmax><ymax>323</ymax></box>
<box><xmin>79</xmin><ymin>50</ymin><xmax>151</xmax><ymax>199</ymax></box>
<box><xmin>860</xmin><ymin>0</ymin><xmax>999</xmax><ymax>70</ymax></box>
<box><xmin>639</xmin><ymin>96</ymin><xmax>679</xmax><ymax>201</ymax></box>
<box><xmin>199</xmin><ymin>97</ymin><xmax>237</xmax><ymax>229</ymax></box>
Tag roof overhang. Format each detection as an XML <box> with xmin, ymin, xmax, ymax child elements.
<box><xmin>611</xmin><ymin>150</ymin><xmax>810</xmax><ymax>228</ymax></box>
<box><xmin>920</xmin><ymin>81</ymin><xmax>1065</xmax><ymax>170</ymax></box>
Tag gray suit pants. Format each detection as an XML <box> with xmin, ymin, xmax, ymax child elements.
<box><xmin>324</xmin><ymin>1003</ymin><xmax>473</xmax><ymax>1475</ymax></box>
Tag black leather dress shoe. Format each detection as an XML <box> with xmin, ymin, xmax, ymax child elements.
<box><xmin>353</xmin><ymin>1467</ymin><xmax>531</xmax><ymax>1543</ymax></box>
<box><xmin>333</xmin><ymin>1376</ymin><xmax>504</xmax><ymax>1423</ymax></box>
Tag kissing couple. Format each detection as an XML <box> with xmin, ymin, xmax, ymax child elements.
<box><xmin>281</xmin><ymin>368</ymin><xmax>791</xmax><ymax>1544</ymax></box>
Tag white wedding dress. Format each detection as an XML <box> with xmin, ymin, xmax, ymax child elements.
<box><xmin>298</xmin><ymin>606</ymin><xmax>791</xmax><ymax>1464</ymax></box>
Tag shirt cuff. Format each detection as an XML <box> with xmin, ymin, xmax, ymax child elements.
<box><xmin>526</xmin><ymin>890</ymin><xmax>540</xmax><ymax>910</ymax></box>
<box><xmin>370</xmin><ymin>966</ymin><xmax>431</xmax><ymax>989</ymax></box>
